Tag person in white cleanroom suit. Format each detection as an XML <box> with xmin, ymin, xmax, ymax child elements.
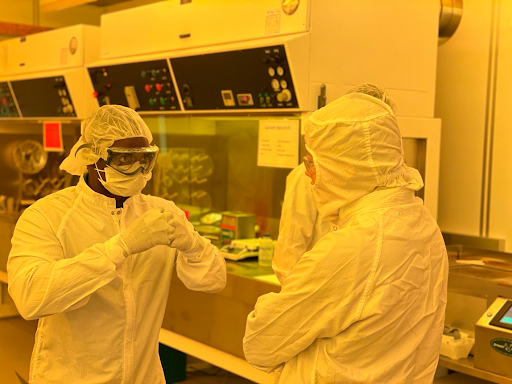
<box><xmin>244</xmin><ymin>84</ymin><xmax>448</xmax><ymax>383</ymax></box>
<box><xmin>272</xmin><ymin>85</ymin><xmax>395</xmax><ymax>285</ymax></box>
<box><xmin>272</xmin><ymin>164</ymin><xmax>330</xmax><ymax>284</ymax></box>
<box><xmin>7</xmin><ymin>105</ymin><xmax>226</xmax><ymax>383</ymax></box>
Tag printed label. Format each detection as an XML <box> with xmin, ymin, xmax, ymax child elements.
<box><xmin>491</xmin><ymin>338</ymin><xmax>512</xmax><ymax>357</ymax></box>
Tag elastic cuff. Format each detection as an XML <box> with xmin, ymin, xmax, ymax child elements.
<box><xmin>181</xmin><ymin>233</ymin><xmax>206</xmax><ymax>261</ymax></box>
<box><xmin>105</xmin><ymin>234</ymin><xmax>129</xmax><ymax>266</ymax></box>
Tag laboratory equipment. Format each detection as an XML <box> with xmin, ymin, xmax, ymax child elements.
<box><xmin>474</xmin><ymin>297</ymin><xmax>512</xmax><ymax>377</ymax></box>
<box><xmin>220</xmin><ymin>212</ymin><xmax>256</xmax><ymax>246</ymax></box>
<box><xmin>11</xmin><ymin>140</ymin><xmax>48</xmax><ymax>175</ymax></box>
<box><xmin>258</xmin><ymin>234</ymin><xmax>274</xmax><ymax>267</ymax></box>
<box><xmin>220</xmin><ymin>239</ymin><xmax>260</xmax><ymax>261</ymax></box>
<box><xmin>194</xmin><ymin>224</ymin><xmax>222</xmax><ymax>248</ymax></box>
<box><xmin>0</xmin><ymin>25</ymin><xmax>100</xmax><ymax>119</ymax></box>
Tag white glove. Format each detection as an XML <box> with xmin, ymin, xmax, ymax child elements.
<box><xmin>119</xmin><ymin>208</ymin><xmax>173</xmax><ymax>255</ymax></box>
<box><xmin>168</xmin><ymin>217</ymin><xmax>200</xmax><ymax>253</ymax></box>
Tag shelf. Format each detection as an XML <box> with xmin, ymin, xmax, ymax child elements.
<box><xmin>438</xmin><ymin>356</ymin><xmax>512</xmax><ymax>384</ymax></box>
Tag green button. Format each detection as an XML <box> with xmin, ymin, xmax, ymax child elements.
<box><xmin>141</xmin><ymin>71</ymin><xmax>147</xmax><ymax>78</ymax></box>
<box><xmin>151</xmin><ymin>70</ymin><xmax>158</xmax><ymax>77</ymax></box>
<box><xmin>160</xmin><ymin>97</ymin><xmax>166</xmax><ymax>105</ymax></box>
<box><xmin>258</xmin><ymin>93</ymin><xmax>262</xmax><ymax>97</ymax></box>
<box><xmin>264</xmin><ymin>93</ymin><xmax>269</xmax><ymax>97</ymax></box>
<box><xmin>149</xmin><ymin>98</ymin><xmax>156</xmax><ymax>106</ymax></box>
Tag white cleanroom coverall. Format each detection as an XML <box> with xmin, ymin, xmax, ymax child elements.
<box><xmin>272</xmin><ymin>165</ymin><xmax>330</xmax><ymax>284</ymax></box>
<box><xmin>8</xmin><ymin>176</ymin><xmax>226</xmax><ymax>383</ymax></box>
<box><xmin>244</xmin><ymin>93</ymin><xmax>448</xmax><ymax>383</ymax></box>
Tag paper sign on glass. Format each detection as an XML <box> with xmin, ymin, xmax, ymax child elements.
<box><xmin>257</xmin><ymin>120</ymin><xmax>299</xmax><ymax>168</ymax></box>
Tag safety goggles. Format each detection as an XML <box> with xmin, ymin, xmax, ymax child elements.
<box><xmin>106</xmin><ymin>145</ymin><xmax>159</xmax><ymax>176</ymax></box>
<box><xmin>303</xmin><ymin>155</ymin><xmax>315</xmax><ymax>172</ymax></box>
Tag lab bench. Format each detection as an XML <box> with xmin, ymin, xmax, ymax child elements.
<box><xmin>161</xmin><ymin>259</ymin><xmax>278</xmax><ymax>383</ymax></box>
<box><xmin>160</xmin><ymin>248</ymin><xmax>512</xmax><ymax>384</ymax></box>
<box><xmin>3</xmin><ymin>248</ymin><xmax>512</xmax><ymax>384</ymax></box>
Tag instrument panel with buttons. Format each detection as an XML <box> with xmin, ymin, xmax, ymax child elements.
<box><xmin>0</xmin><ymin>82</ymin><xmax>19</xmax><ymax>118</ymax></box>
<box><xmin>88</xmin><ymin>60</ymin><xmax>181</xmax><ymax>112</ymax></box>
<box><xmin>170</xmin><ymin>45</ymin><xmax>299</xmax><ymax>111</ymax></box>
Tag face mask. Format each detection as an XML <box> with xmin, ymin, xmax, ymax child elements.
<box><xmin>95</xmin><ymin>164</ymin><xmax>150</xmax><ymax>197</ymax></box>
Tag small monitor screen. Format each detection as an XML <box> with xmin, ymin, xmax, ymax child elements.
<box><xmin>500</xmin><ymin>307</ymin><xmax>512</xmax><ymax>325</ymax></box>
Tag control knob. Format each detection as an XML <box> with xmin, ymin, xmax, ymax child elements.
<box><xmin>276</xmin><ymin>89</ymin><xmax>292</xmax><ymax>103</ymax></box>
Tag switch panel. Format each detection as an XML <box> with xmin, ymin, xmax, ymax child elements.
<box><xmin>0</xmin><ymin>82</ymin><xmax>19</xmax><ymax>118</ymax></box>
<box><xmin>88</xmin><ymin>60</ymin><xmax>180</xmax><ymax>112</ymax></box>
<box><xmin>170</xmin><ymin>45</ymin><xmax>299</xmax><ymax>110</ymax></box>
<box><xmin>10</xmin><ymin>76</ymin><xmax>76</xmax><ymax>118</ymax></box>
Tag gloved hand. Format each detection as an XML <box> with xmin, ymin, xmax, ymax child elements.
<box><xmin>168</xmin><ymin>217</ymin><xmax>200</xmax><ymax>253</ymax></box>
<box><xmin>119</xmin><ymin>208</ymin><xmax>173</xmax><ymax>255</ymax></box>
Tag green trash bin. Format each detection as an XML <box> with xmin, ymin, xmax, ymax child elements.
<box><xmin>159</xmin><ymin>343</ymin><xmax>187</xmax><ymax>383</ymax></box>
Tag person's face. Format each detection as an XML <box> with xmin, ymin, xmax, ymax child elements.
<box><xmin>304</xmin><ymin>151</ymin><xmax>316</xmax><ymax>185</ymax></box>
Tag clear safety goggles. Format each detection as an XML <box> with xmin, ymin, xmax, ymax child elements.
<box><xmin>106</xmin><ymin>145</ymin><xmax>159</xmax><ymax>176</ymax></box>
<box><xmin>303</xmin><ymin>155</ymin><xmax>315</xmax><ymax>173</ymax></box>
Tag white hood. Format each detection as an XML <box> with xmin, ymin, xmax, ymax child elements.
<box><xmin>304</xmin><ymin>93</ymin><xmax>423</xmax><ymax>223</ymax></box>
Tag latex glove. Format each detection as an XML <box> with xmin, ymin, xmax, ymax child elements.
<box><xmin>168</xmin><ymin>217</ymin><xmax>199</xmax><ymax>253</ymax></box>
<box><xmin>120</xmin><ymin>208</ymin><xmax>173</xmax><ymax>255</ymax></box>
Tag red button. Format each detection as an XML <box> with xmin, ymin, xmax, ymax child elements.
<box><xmin>156</xmin><ymin>83</ymin><xmax>163</xmax><ymax>92</ymax></box>
<box><xmin>145</xmin><ymin>84</ymin><xmax>152</xmax><ymax>92</ymax></box>
<box><xmin>106</xmin><ymin>83</ymin><xmax>112</xmax><ymax>89</ymax></box>
<box><xmin>92</xmin><ymin>92</ymin><xmax>98</xmax><ymax>98</ymax></box>
<box><xmin>2</xmin><ymin>98</ymin><xmax>7</xmax><ymax>104</ymax></box>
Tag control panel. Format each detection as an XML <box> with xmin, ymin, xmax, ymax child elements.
<box><xmin>10</xmin><ymin>76</ymin><xmax>76</xmax><ymax>118</ymax></box>
<box><xmin>0</xmin><ymin>82</ymin><xmax>19</xmax><ymax>118</ymax></box>
<box><xmin>170</xmin><ymin>45</ymin><xmax>299</xmax><ymax>111</ymax></box>
<box><xmin>88</xmin><ymin>60</ymin><xmax>180</xmax><ymax>112</ymax></box>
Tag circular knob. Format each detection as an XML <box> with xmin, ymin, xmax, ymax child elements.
<box><xmin>276</xmin><ymin>89</ymin><xmax>292</xmax><ymax>103</ymax></box>
<box><xmin>145</xmin><ymin>84</ymin><xmax>152</xmax><ymax>92</ymax></box>
<box><xmin>156</xmin><ymin>83</ymin><xmax>163</xmax><ymax>92</ymax></box>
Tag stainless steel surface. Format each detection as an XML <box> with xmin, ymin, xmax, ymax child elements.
<box><xmin>450</xmin><ymin>265</ymin><xmax>512</xmax><ymax>282</ymax></box>
<box><xmin>439</xmin><ymin>0</ymin><xmax>463</xmax><ymax>39</ymax></box>
<box><xmin>439</xmin><ymin>356</ymin><xmax>512</xmax><ymax>384</ymax></box>
<box><xmin>444</xmin><ymin>233</ymin><xmax>505</xmax><ymax>252</ymax></box>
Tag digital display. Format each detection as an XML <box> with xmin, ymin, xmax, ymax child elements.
<box><xmin>500</xmin><ymin>307</ymin><xmax>512</xmax><ymax>325</ymax></box>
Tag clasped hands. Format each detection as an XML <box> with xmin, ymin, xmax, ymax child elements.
<box><xmin>120</xmin><ymin>208</ymin><xmax>198</xmax><ymax>255</ymax></box>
